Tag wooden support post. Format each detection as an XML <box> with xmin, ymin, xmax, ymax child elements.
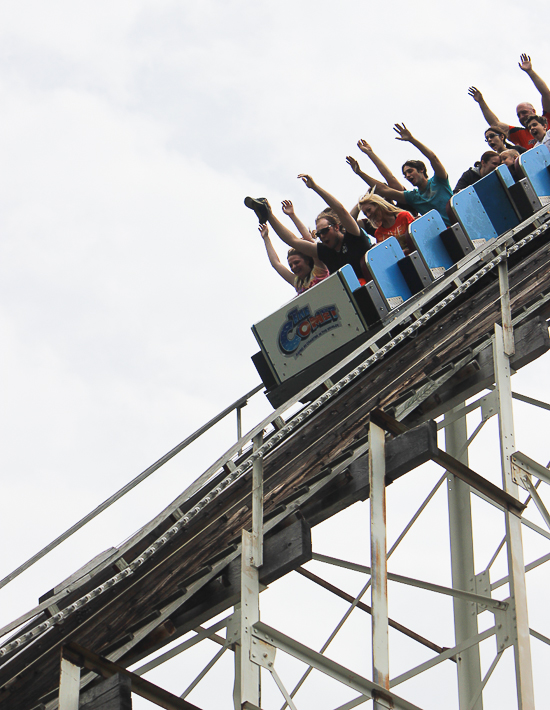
<box><xmin>79</xmin><ymin>674</ymin><xmax>132</xmax><ymax>710</ymax></box>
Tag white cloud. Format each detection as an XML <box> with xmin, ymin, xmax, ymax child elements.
<box><xmin>0</xmin><ymin>2</ymin><xmax>549</xmax><ymax>708</ymax></box>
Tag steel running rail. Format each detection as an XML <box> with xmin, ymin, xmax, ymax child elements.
<box><xmin>1</xmin><ymin>217</ymin><xmax>549</xmax><ymax>661</ymax></box>
<box><xmin>0</xmin><ymin>384</ymin><xmax>262</xmax><ymax>594</ymax></box>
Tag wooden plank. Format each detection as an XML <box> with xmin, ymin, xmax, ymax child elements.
<box><xmin>301</xmin><ymin>421</ymin><xmax>438</xmax><ymax>529</ymax></box>
<box><xmin>407</xmin><ymin>315</ymin><xmax>550</xmax><ymax>422</ymax></box>
<box><xmin>79</xmin><ymin>674</ymin><xmax>132</xmax><ymax>710</ymax></box>
<box><xmin>122</xmin><ymin>517</ymin><xmax>312</xmax><ymax>669</ymax></box>
<box><xmin>66</xmin><ymin>644</ymin><xmax>202</xmax><ymax>710</ymax></box>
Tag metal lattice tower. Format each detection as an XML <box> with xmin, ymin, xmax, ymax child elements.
<box><xmin>1</xmin><ymin>209</ymin><xmax>550</xmax><ymax>710</ymax></box>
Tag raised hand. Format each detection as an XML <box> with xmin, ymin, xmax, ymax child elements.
<box><xmin>468</xmin><ymin>86</ymin><xmax>483</xmax><ymax>103</ymax></box>
<box><xmin>281</xmin><ymin>200</ymin><xmax>295</xmax><ymax>216</ymax></box>
<box><xmin>519</xmin><ymin>53</ymin><xmax>532</xmax><ymax>72</ymax></box>
<box><xmin>298</xmin><ymin>174</ymin><xmax>316</xmax><ymax>189</ymax></box>
<box><xmin>357</xmin><ymin>139</ymin><xmax>373</xmax><ymax>154</ymax></box>
<box><xmin>393</xmin><ymin>123</ymin><xmax>413</xmax><ymax>142</ymax></box>
<box><xmin>258</xmin><ymin>223</ymin><xmax>269</xmax><ymax>239</ymax></box>
<box><xmin>346</xmin><ymin>156</ymin><xmax>361</xmax><ymax>173</ymax></box>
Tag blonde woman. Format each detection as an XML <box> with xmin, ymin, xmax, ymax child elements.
<box><xmin>358</xmin><ymin>192</ymin><xmax>415</xmax><ymax>255</ymax></box>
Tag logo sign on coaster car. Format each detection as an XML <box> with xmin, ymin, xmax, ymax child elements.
<box><xmin>252</xmin><ymin>269</ymin><xmax>368</xmax><ymax>383</ymax></box>
<box><xmin>278</xmin><ymin>304</ymin><xmax>340</xmax><ymax>355</ymax></box>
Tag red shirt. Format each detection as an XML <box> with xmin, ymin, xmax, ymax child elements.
<box><xmin>508</xmin><ymin>111</ymin><xmax>550</xmax><ymax>149</ymax></box>
<box><xmin>374</xmin><ymin>211</ymin><xmax>415</xmax><ymax>255</ymax></box>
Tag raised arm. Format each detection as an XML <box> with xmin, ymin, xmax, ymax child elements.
<box><xmin>519</xmin><ymin>54</ymin><xmax>550</xmax><ymax>113</ymax></box>
<box><xmin>259</xmin><ymin>224</ymin><xmax>295</xmax><ymax>285</ymax></box>
<box><xmin>357</xmin><ymin>139</ymin><xmax>405</xmax><ymax>190</ymax></box>
<box><xmin>345</xmin><ymin>156</ymin><xmax>382</xmax><ymax>189</ymax></box>
<box><xmin>265</xmin><ymin>204</ymin><xmax>319</xmax><ymax>260</ymax></box>
<box><xmin>281</xmin><ymin>200</ymin><xmax>314</xmax><ymax>242</ymax></box>
<box><xmin>346</xmin><ymin>156</ymin><xmax>407</xmax><ymax>205</ymax></box>
<box><xmin>394</xmin><ymin>123</ymin><xmax>448</xmax><ymax>180</ymax></box>
<box><xmin>369</xmin><ymin>182</ymin><xmax>409</xmax><ymax>206</ymax></box>
<box><xmin>349</xmin><ymin>202</ymin><xmax>361</xmax><ymax>220</ymax></box>
<box><xmin>297</xmin><ymin>174</ymin><xmax>360</xmax><ymax>236</ymax></box>
<box><xmin>468</xmin><ymin>86</ymin><xmax>509</xmax><ymax>133</ymax></box>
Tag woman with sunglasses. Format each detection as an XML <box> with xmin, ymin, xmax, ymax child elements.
<box><xmin>247</xmin><ymin>177</ymin><xmax>371</xmax><ymax>283</ymax></box>
<box><xmin>484</xmin><ymin>126</ymin><xmax>525</xmax><ymax>155</ymax></box>
<box><xmin>297</xmin><ymin>174</ymin><xmax>372</xmax><ymax>282</ymax></box>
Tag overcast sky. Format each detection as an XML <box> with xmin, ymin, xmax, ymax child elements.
<box><xmin>0</xmin><ymin>2</ymin><xmax>549</xmax><ymax>709</ymax></box>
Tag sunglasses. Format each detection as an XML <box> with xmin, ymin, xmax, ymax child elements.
<box><xmin>316</xmin><ymin>226</ymin><xmax>332</xmax><ymax>238</ymax></box>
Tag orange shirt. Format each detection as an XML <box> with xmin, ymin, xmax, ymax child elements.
<box><xmin>374</xmin><ymin>211</ymin><xmax>415</xmax><ymax>255</ymax></box>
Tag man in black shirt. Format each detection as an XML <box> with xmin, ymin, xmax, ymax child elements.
<box><xmin>247</xmin><ymin>175</ymin><xmax>371</xmax><ymax>283</ymax></box>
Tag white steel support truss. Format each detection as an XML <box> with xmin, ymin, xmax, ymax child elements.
<box><xmin>235</xmin><ymin>431</ymin><xmax>264</xmax><ymax>710</ymax></box>
<box><xmin>48</xmin><ymin>375</ymin><xmax>550</xmax><ymax>710</ymax></box>
<box><xmin>153</xmin><ymin>410</ymin><xmax>547</xmax><ymax>707</ymax></box>
<box><xmin>369</xmin><ymin>421</ymin><xmax>390</xmax><ymax>708</ymax></box>
<box><xmin>114</xmin><ymin>371</ymin><xmax>550</xmax><ymax>710</ymax></box>
<box><xmin>445</xmin><ymin>403</ymin><xmax>483</xmax><ymax>710</ymax></box>
<box><xmin>493</xmin><ymin>321</ymin><xmax>535</xmax><ymax>709</ymax></box>
<box><xmin>58</xmin><ymin>656</ymin><xmax>80</xmax><ymax>710</ymax></box>
<box><xmin>13</xmin><ymin>219</ymin><xmax>550</xmax><ymax>710</ymax></box>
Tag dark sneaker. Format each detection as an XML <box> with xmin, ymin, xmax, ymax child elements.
<box><xmin>244</xmin><ymin>196</ymin><xmax>269</xmax><ymax>223</ymax></box>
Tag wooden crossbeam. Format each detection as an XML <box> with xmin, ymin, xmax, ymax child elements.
<box><xmin>63</xmin><ymin>643</ymin><xmax>203</xmax><ymax>710</ymax></box>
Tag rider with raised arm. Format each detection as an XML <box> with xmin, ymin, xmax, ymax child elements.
<box><xmin>346</xmin><ymin>140</ymin><xmax>417</xmax><ymax>227</ymax></box>
<box><xmin>257</xmin><ymin>219</ymin><xmax>329</xmax><ymax>295</ymax></box>
<box><xmin>281</xmin><ymin>199</ymin><xmax>314</xmax><ymax>242</ymax></box>
<box><xmin>469</xmin><ymin>54</ymin><xmax>550</xmax><ymax>150</ymax></box>
<box><xmin>248</xmin><ymin>177</ymin><xmax>371</xmax><ymax>282</ymax></box>
<box><xmin>346</xmin><ymin>139</ymin><xmax>406</xmax><ymax>191</ymax></box>
<box><xmin>353</xmin><ymin>124</ymin><xmax>453</xmax><ymax>226</ymax></box>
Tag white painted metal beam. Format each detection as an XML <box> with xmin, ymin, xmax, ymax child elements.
<box><xmin>369</xmin><ymin>421</ymin><xmax>390</xmax><ymax>706</ymax></box>
<box><xmin>252</xmin><ymin>621</ymin><xmax>424</xmax><ymax>710</ymax></box>
<box><xmin>445</xmin><ymin>404</ymin><xmax>483</xmax><ymax>710</ymax></box>
<box><xmin>494</xmin><ymin>323</ymin><xmax>535</xmax><ymax>709</ymax></box>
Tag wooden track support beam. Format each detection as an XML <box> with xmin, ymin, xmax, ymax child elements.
<box><xmin>62</xmin><ymin>644</ymin><xmax>202</xmax><ymax>710</ymax></box>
